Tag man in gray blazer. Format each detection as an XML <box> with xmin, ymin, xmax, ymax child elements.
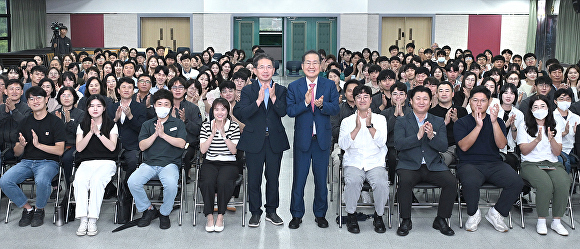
<box><xmin>394</xmin><ymin>86</ymin><xmax>457</xmax><ymax>237</ymax></box>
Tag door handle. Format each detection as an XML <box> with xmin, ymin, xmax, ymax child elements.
<box><xmin>160</xmin><ymin>28</ymin><xmax>163</xmax><ymax>40</ymax></box>
<box><xmin>398</xmin><ymin>28</ymin><xmax>402</xmax><ymax>40</ymax></box>
<box><xmin>409</xmin><ymin>28</ymin><xmax>413</xmax><ymax>40</ymax></box>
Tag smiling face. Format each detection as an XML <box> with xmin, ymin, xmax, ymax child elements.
<box><xmin>501</xmin><ymin>88</ymin><xmax>516</xmax><ymax>105</ymax></box>
<box><xmin>213</xmin><ymin>103</ymin><xmax>228</xmax><ymax>122</ymax></box>
<box><xmin>106</xmin><ymin>76</ymin><xmax>117</xmax><ymax>90</ymax></box>
<box><xmin>27</xmin><ymin>95</ymin><xmax>48</xmax><ymax>112</ymax></box>
<box><xmin>171</xmin><ymin>81</ymin><xmax>186</xmax><ymax>99</ymax></box>
<box><xmin>220</xmin><ymin>87</ymin><xmax>235</xmax><ymax>102</ymax></box>
<box><xmin>411</xmin><ymin>91</ymin><xmax>430</xmax><ymax>114</ymax></box>
<box><xmin>470</xmin><ymin>92</ymin><xmax>489</xmax><ymax>114</ymax></box>
<box><xmin>41</xmin><ymin>82</ymin><xmax>53</xmax><ymax>96</ymax></box>
<box><xmin>88</xmin><ymin>79</ymin><xmax>101</xmax><ymax>95</ymax></box>
<box><xmin>354</xmin><ymin>91</ymin><xmax>371</xmax><ymax>111</ymax></box>
<box><xmin>5</xmin><ymin>83</ymin><xmax>23</xmax><ymax>102</ymax></box>
<box><xmin>59</xmin><ymin>90</ymin><xmax>75</xmax><ymax>107</ymax></box>
<box><xmin>254</xmin><ymin>58</ymin><xmax>274</xmax><ymax>84</ymax></box>
<box><xmin>301</xmin><ymin>53</ymin><xmax>321</xmax><ymax>81</ymax></box>
<box><xmin>88</xmin><ymin>98</ymin><xmax>105</xmax><ymax>118</ymax></box>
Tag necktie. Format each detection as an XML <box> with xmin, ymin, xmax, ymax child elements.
<box><xmin>309</xmin><ymin>83</ymin><xmax>315</xmax><ymax>112</ymax></box>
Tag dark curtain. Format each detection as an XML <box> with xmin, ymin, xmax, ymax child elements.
<box><xmin>10</xmin><ymin>0</ymin><xmax>46</xmax><ymax>51</ymax></box>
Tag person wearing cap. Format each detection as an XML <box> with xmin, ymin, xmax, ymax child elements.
<box><xmin>52</xmin><ymin>26</ymin><xmax>72</xmax><ymax>56</ymax></box>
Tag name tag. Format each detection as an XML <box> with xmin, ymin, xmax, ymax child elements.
<box><xmin>45</xmin><ymin>132</ymin><xmax>50</xmax><ymax>136</ymax></box>
<box><xmin>170</xmin><ymin>127</ymin><xmax>177</xmax><ymax>131</ymax></box>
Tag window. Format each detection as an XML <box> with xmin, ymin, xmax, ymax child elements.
<box><xmin>0</xmin><ymin>0</ymin><xmax>9</xmax><ymax>53</ymax></box>
<box><xmin>259</xmin><ymin>18</ymin><xmax>283</xmax><ymax>46</ymax></box>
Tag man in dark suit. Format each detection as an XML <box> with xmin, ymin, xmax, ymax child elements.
<box><xmin>108</xmin><ymin>77</ymin><xmax>148</xmax><ymax>180</ymax></box>
<box><xmin>394</xmin><ymin>86</ymin><xmax>456</xmax><ymax>236</ymax></box>
<box><xmin>286</xmin><ymin>50</ymin><xmax>339</xmax><ymax>229</ymax></box>
<box><xmin>233</xmin><ymin>53</ymin><xmax>290</xmax><ymax>227</ymax></box>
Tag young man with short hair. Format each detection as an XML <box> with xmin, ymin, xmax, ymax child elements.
<box><xmin>338</xmin><ymin>84</ymin><xmax>389</xmax><ymax>234</ymax></box>
<box><xmin>128</xmin><ymin>89</ymin><xmax>187</xmax><ymax>229</ymax></box>
<box><xmin>380</xmin><ymin>82</ymin><xmax>410</xmax><ymax>183</ymax></box>
<box><xmin>501</xmin><ymin>49</ymin><xmax>513</xmax><ymax>63</ymax></box>
<box><xmin>22</xmin><ymin>66</ymin><xmax>47</xmax><ymax>102</ymax></box>
<box><xmin>406</xmin><ymin>43</ymin><xmax>415</xmax><ymax>55</ymax></box>
<box><xmin>371</xmin><ymin>70</ymin><xmax>396</xmax><ymax>113</ymax></box>
<box><xmin>180</xmin><ymin>54</ymin><xmax>199</xmax><ymax>80</ymax></box>
<box><xmin>365</xmin><ymin>65</ymin><xmax>381</xmax><ymax>94</ymax></box>
<box><xmin>0</xmin><ymin>86</ymin><xmax>66</xmax><ymax>227</ymax></box>
<box><xmin>389</xmin><ymin>45</ymin><xmax>399</xmax><ymax>57</ymax></box>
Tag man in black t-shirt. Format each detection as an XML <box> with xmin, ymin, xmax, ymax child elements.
<box><xmin>428</xmin><ymin>81</ymin><xmax>467</xmax><ymax>166</ymax></box>
<box><xmin>0</xmin><ymin>86</ymin><xmax>66</xmax><ymax>227</ymax></box>
<box><xmin>454</xmin><ymin>86</ymin><xmax>523</xmax><ymax>233</ymax></box>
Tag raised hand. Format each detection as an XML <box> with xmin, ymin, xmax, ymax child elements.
<box><xmin>424</xmin><ymin>121</ymin><xmax>434</xmax><ymax>138</ymax></box>
<box><xmin>115</xmin><ymin>106</ymin><xmax>123</xmax><ymax>121</ymax></box>
<box><xmin>574</xmin><ymin>122</ymin><xmax>578</xmax><ymax>134</ymax></box>
<box><xmin>31</xmin><ymin>130</ymin><xmax>39</xmax><ymax>147</ymax></box>
<box><xmin>489</xmin><ymin>104</ymin><xmax>499</xmax><ymax>123</ymax></box>
<box><xmin>314</xmin><ymin>95</ymin><xmax>324</xmax><ymax>108</ymax></box>
<box><xmin>178</xmin><ymin>108</ymin><xmax>186</xmax><ymax>122</ymax></box>
<box><xmin>450</xmin><ymin>108</ymin><xmax>458</xmax><ymax>122</ymax></box>
<box><xmin>210</xmin><ymin>119</ymin><xmax>217</xmax><ymax>135</ymax></box>
<box><xmin>365</xmin><ymin>109</ymin><xmax>372</xmax><ymax>127</ymax></box>
<box><xmin>257</xmin><ymin>83</ymin><xmax>266</xmax><ymax>105</ymax></box>
<box><xmin>381</xmin><ymin>94</ymin><xmax>388</xmax><ymax>107</ymax></box>
<box><xmin>18</xmin><ymin>132</ymin><xmax>27</xmax><ymax>147</ymax></box>
<box><xmin>444</xmin><ymin>108</ymin><xmax>452</xmax><ymax>125</ymax></box>
<box><xmin>564</xmin><ymin>121</ymin><xmax>570</xmax><ymax>136</ymax></box>
<box><xmin>506</xmin><ymin>113</ymin><xmax>516</xmax><ymax>128</ymax></box>
<box><xmin>535</xmin><ymin>126</ymin><xmax>543</xmax><ymax>142</ymax></box>
<box><xmin>145</xmin><ymin>94</ymin><xmax>151</xmax><ymax>107</ymax></box>
<box><xmin>269</xmin><ymin>82</ymin><xmax>276</xmax><ymax>102</ymax></box>
<box><xmin>63</xmin><ymin>109</ymin><xmax>71</xmax><ymax>122</ymax></box>
<box><xmin>305</xmin><ymin>87</ymin><xmax>313</xmax><ymax>105</ymax></box>
<box><xmin>547</xmin><ymin>127</ymin><xmax>555</xmax><ymax>141</ymax></box>
<box><xmin>355</xmin><ymin>111</ymin><xmax>361</xmax><ymax>129</ymax></box>
<box><xmin>154</xmin><ymin>119</ymin><xmax>165</xmax><ymax>138</ymax></box>
<box><xmin>417</xmin><ymin>123</ymin><xmax>426</xmax><ymax>140</ymax></box>
<box><xmin>55</xmin><ymin>110</ymin><xmax>62</xmax><ymax>119</ymax></box>
<box><xmin>475</xmin><ymin>111</ymin><xmax>484</xmax><ymax>127</ymax></box>
<box><xmin>90</xmin><ymin>119</ymin><xmax>100</xmax><ymax>135</ymax></box>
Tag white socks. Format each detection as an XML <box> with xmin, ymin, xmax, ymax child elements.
<box><xmin>537</xmin><ymin>218</ymin><xmax>546</xmax><ymax>225</ymax></box>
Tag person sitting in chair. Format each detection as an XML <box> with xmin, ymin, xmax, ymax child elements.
<box><xmin>338</xmin><ymin>85</ymin><xmax>389</xmax><ymax>234</ymax></box>
<box><xmin>127</xmin><ymin>89</ymin><xmax>187</xmax><ymax>229</ymax></box>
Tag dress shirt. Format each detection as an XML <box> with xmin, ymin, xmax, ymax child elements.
<box><xmin>305</xmin><ymin>77</ymin><xmax>318</xmax><ymax>135</ymax></box>
<box><xmin>338</xmin><ymin>111</ymin><xmax>388</xmax><ymax>171</ymax></box>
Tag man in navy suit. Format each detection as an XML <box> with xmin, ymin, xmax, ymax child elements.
<box><xmin>233</xmin><ymin>53</ymin><xmax>290</xmax><ymax>227</ymax></box>
<box><xmin>286</xmin><ymin>50</ymin><xmax>339</xmax><ymax>229</ymax></box>
<box><xmin>394</xmin><ymin>86</ymin><xmax>456</xmax><ymax>236</ymax></box>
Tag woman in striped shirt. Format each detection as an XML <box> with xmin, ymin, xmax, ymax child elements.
<box><xmin>199</xmin><ymin>98</ymin><xmax>241</xmax><ymax>232</ymax></box>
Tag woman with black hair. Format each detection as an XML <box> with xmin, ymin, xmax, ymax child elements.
<box><xmin>498</xmin><ymin>83</ymin><xmax>524</xmax><ymax>170</ymax></box>
<box><xmin>77</xmin><ymin>77</ymin><xmax>112</xmax><ymax>111</ymax></box>
<box><xmin>221</xmin><ymin>61</ymin><xmax>233</xmax><ymax>81</ymax></box>
<box><xmin>362</xmin><ymin>48</ymin><xmax>372</xmax><ymax>64</ymax></box>
<box><xmin>201</xmin><ymin>50</ymin><xmax>212</xmax><ymax>66</ymax></box>
<box><xmin>199</xmin><ymin>98</ymin><xmax>241</xmax><ymax>232</ymax></box>
<box><xmin>73</xmin><ymin>94</ymin><xmax>118</xmax><ymax>236</ymax></box>
<box><xmin>517</xmin><ymin>95</ymin><xmax>571</xmax><ymax>236</ymax></box>
<box><xmin>39</xmin><ymin>78</ymin><xmax>61</xmax><ymax>113</ymax></box>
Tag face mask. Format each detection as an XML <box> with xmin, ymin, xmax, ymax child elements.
<box><xmin>437</xmin><ymin>57</ymin><xmax>445</xmax><ymax>63</ymax></box>
<box><xmin>155</xmin><ymin>107</ymin><xmax>171</xmax><ymax>119</ymax></box>
<box><xmin>532</xmin><ymin>109</ymin><xmax>548</xmax><ymax>120</ymax></box>
<box><xmin>557</xmin><ymin>101</ymin><xmax>571</xmax><ymax>111</ymax></box>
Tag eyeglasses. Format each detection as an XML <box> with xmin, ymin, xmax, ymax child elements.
<box><xmin>171</xmin><ymin>86</ymin><xmax>185</xmax><ymax>90</ymax></box>
<box><xmin>138</xmin><ymin>80</ymin><xmax>151</xmax><ymax>84</ymax></box>
<box><xmin>28</xmin><ymin>96</ymin><xmax>45</xmax><ymax>102</ymax></box>
<box><xmin>256</xmin><ymin>65</ymin><xmax>273</xmax><ymax>70</ymax></box>
<box><xmin>61</xmin><ymin>94</ymin><xmax>73</xmax><ymax>98</ymax></box>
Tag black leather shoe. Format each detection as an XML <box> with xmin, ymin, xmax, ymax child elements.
<box><xmin>432</xmin><ymin>216</ymin><xmax>455</xmax><ymax>236</ymax></box>
<box><xmin>288</xmin><ymin>217</ymin><xmax>302</xmax><ymax>229</ymax></box>
<box><xmin>397</xmin><ymin>218</ymin><xmax>412</xmax><ymax>236</ymax></box>
<box><xmin>373</xmin><ymin>213</ymin><xmax>386</xmax><ymax>233</ymax></box>
<box><xmin>138</xmin><ymin>207</ymin><xmax>159</xmax><ymax>227</ymax></box>
<box><xmin>315</xmin><ymin>217</ymin><xmax>329</xmax><ymax>228</ymax></box>
<box><xmin>346</xmin><ymin>213</ymin><xmax>360</xmax><ymax>234</ymax></box>
<box><xmin>159</xmin><ymin>214</ymin><xmax>171</xmax><ymax>229</ymax></box>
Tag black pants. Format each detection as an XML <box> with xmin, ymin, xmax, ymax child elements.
<box><xmin>387</xmin><ymin>147</ymin><xmax>397</xmax><ymax>184</ymax></box>
<box><xmin>121</xmin><ymin>149</ymin><xmax>140</xmax><ymax>184</ymax></box>
<box><xmin>504</xmin><ymin>152</ymin><xmax>530</xmax><ymax>195</ymax></box>
<box><xmin>245</xmin><ymin>137</ymin><xmax>283</xmax><ymax>215</ymax></box>
<box><xmin>199</xmin><ymin>160</ymin><xmax>238</xmax><ymax>215</ymax></box>
<box><xmin>456</xmin><ymin>161</ymin><xmax>523</xmax><ymax>217</ymax></box>
<box><xmin>397</xmin><ymin>165</ymin><xmax>457</xmax><ymax>219</ymax></box>
<box><xmin>183</xmin><ymin>145</ymin><xmax>197</xmax><ymax>180</ymax></box>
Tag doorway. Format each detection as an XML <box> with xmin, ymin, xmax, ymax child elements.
<box><xmin>141</xmin><ymin>17</ymin><xmax>190</xmax><ymax>51</ymax></box>
<box><xmin>381</xmin><ymin>17</ymin><xmax>432</xmax><ymax>55</ymax></box>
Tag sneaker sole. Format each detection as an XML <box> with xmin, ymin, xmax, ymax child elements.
<box><xmin>76</xmin><ymin>231</ymin><xmax>87</xmax><ymax>236</ymax></box>
<box><xmin>265</xmin><ymin>217</ymin><xmax>283</xmax><ymax>226</ymax></box>
<box><xmin>248</xmin><ymin>221</ymin><xmax>260</xmax><ymax>227</ymax></box>
<box><xmin>485</xmin><ymin>215</ymin><xmax>508</xmax><ymax>232</ymax></box>
<box><xmin>87</xmin><ymin>231</ymin><xmax>98</xmax><ymax>236</ymax></box>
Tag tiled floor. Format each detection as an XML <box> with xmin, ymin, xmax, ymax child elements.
<box><xmin>0</xmin><ymin>76</ymin><xmax>579</xmax><ymax>248</ymax></box>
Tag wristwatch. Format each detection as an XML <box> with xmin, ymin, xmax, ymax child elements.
<box><xmin>96</xmin><ymin>133</ymin><xmax>102</xmax><ymax>138</ymax></box>
<box><xmin>366</xmin><ymin>124</ymin><xmax>374</xmax><ymax>129</ymax></box>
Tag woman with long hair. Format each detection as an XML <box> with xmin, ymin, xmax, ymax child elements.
<box><xmin>517</xmin><ymin>95</ymin><xmax>570</xmax><ymax>236</ymax></box>
<box><xmin>564</xmin><ymin>65</ymin><xmax>580</xmax><ymax>101</ymax></box>
<box><xmin>104</xmin><ymin>73</ymin><xmax>119</xmax><ymax>103</ymax></box>
<box><xmin>73</xmin><ymin>94</ymin><xmax>119</xmax><ymax>236</ymax></box>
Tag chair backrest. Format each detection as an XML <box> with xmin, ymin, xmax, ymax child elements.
<box><xmin>177</xmin><ymin>47</ymin><xmax>190</xmax><ymax>54</ymax></box>
<box><xmin>286</xmin><ymin>61</ymin><xmax>302</xmax><ymax>76</ymax></box>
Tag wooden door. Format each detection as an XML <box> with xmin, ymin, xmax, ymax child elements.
<box><xmin>381</xmin><ymin>17</ymin><xmax>432</xmax><ymax>55</ymax></box>
<box><xmin>381</xmin><ymin>17</ymin><xmax>405</xmax><ymax>55</ymax></box>
<box><xmin>141</xmin><ymin>17</ymin><xmax>190</xmax><ymax>51</ymax></box>
<box><xmin>404</xmin><ymin>17</ymin><xmax>432</xmax><ymax>53</ymax></box>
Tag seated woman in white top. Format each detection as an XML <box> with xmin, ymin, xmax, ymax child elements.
<box><xmin>498</xmin><ymin>84</ymin><xmax>524</xmax><ymax>170</ymax></box>
<box><xmin>517</xmin><ymin>95</ymin><xmax>571</xmax><ymax>236</ymax></box>
<box><xmin>552</xmin><ymin>88</ymin><xmax>580</xmax><ymax>173</ymax></box>
<box><xmin>73</xmin><ymin>94</ymin><xmax>119</xmax><ymax>236</ymax></box>
<box><xmin>199</xmin><ymin>98</ymin><xmax>241</xmax><ymax>233</ymax></box>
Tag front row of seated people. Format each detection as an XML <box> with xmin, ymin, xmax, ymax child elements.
<box><xmin>339</xmin><ymin>83</ymin><xmax>572</xmax><ymax>236</ymax></box>
<box><xmin>0</xmin><ymin>77</ymin><xmax>574</xmax><ymax>237</ymax></box>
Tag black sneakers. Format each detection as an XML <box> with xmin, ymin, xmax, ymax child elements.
<box><xmin>159</xmin><ymin>214</ymin><xmax>171</xmax><ymax>229</ymax></box>
<box><xmin>346</xmin><ymin>213</ymin><xmax>360</xmax><ymax>234</ymax></box>
<box><xmin>19</xmin><ymin>208</ymin><xmax>35</xmax><ymax>227</ymax></box>
<box><xmin>265</xmin><ymin>213</ymin><xmax>283</xmax><ymax>226</ymax></box>
<box><xmin>31</xmin><ymin>208</ymin><xmax>45</xmax><ymax>227</ymax></box>
<box><xmin>138</xmin><ymin>207</ymin><xmax>159</xmax><ymax>227</ymax></box>
<box><xmin>248</xmin><ymin>214</ymin><xmax>261</xmax><ymax>227</ymax></box>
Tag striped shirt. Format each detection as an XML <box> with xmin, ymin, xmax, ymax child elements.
<box><xmin>200</xmin><ymin>119</ymin><xmax>240</xmax><ymax>161</ymax></box>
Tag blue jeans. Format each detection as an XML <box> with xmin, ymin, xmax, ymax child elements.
<box><xmin>0</xmin><ymin>159</ymin><xmax>59</xmax><ymax>209</ymax></box>
<box><xmin>127</xmin><ymin>163</ymin><xmax>179</xmax><ymax>216</ymax></box>
<box><xmin>558</xmin><ymin>151</ymin><xmax>577</xmax><ymax>173</ymax></box>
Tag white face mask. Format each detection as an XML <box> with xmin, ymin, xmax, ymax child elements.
<box><xmin>557</xmin><ymin>101</ymin><xmax>571</xmax><ymax>111</ymax></box>
<box><xmin>437</xmin><ymin>57</ymin><xmax>445</xmax><ymax>63</ymax></box>
<box><xmin>532</xmin><ymin>109</ymin><xmax>549</xmax><ymax>120</ymax></box>
<box><xmin>155</xmin><ymin>106</ymin><xmax>171</xmax><ymax>119</ymax></box>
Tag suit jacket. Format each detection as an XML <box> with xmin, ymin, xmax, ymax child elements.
<box><xmin>394</xmin><ymin>113</ymin><xmax>449</xmax><ymax>171</ymax></box>
<box><xmin>234</xmin><ymin>80</ymin><xmax>290</xmax><ymax>154</ymax></box>
<box><xmin>108</xmin><ymin>100</ymin><xmax>147</xmax><ymax>151</ymax></box>
<box><xmin>287</xmin><ymin>76</ymin><xmax>340</xmax><ymax>152</ymax></box>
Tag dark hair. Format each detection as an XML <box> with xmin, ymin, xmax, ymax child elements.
<box><xmin>491</xmin><ymin>55</ymin><xmax>505</xmax><ymax>63</ymax></box>
<box><xmin>187</xmin><ymin>79</ymin><xmax>202</xmax><ymax>96</ymax></box>
<box><xmin>116</xmin><ymin>77</ymin><xmax>135</xmax><ymax>91</ymax></box>
<box><xmin>423</xmin><ymin>77</ymin><xmax>440</xmax><ymax>86</ymax></box>
<box><xmin>231</xmin><ymin>70</ymin><xmax>249</xmax><ymax>81</ymax></box>
<box><xmin>7</xmin><ymin>78</ymin><xmax>24</xmax><ymax>89</ymax></box>
<box><xmin>80</xmin><ymin>94</ymin><xmax>114</xmax><ymax>137</ymax></box>
<box><xmin>352</xmin><ymin>85</ymin><xmax>372</xmax><ymax>99</ymax></box>
<box><xmin>524</xmin><ymin>95</ymin><xmax>557</xmax><ymax>138</ymax></box>
<box><xmin>25</xmin><ymin>85</ymin><xmax>47</xmax><ymax>99</ymax></box>
<box><xmin>344</xmin><ymin>79</ymin><xmax>360</xmax><ymax>91</ymax></box>
<box><xmin>461</xmin><ymin>72</ymin><xmax>478</xmax><ymax>89</ymax></box>
<box><xmin>409</xmin><ymin>85</ymin><xmax>432</xmax><ymax>100</ymax></box>
<box><xmin>507</xmin><ymin>63</ymin><xmax>520</xmax><ymax>72</ymax></box>
<box><xmin>7</xmin><ymin>65</ymin><xmax>23</xmax><ymax>79</ymax></box>
<box><xmin>85</xmin><ymin>66</ymin><xmax>100</xmax><ymax>78</ymax></box>
<box><xmin>211</xmin><ymin>97</ymin><xmax>231</xmax><ymax>120</ymax></box>
<box><xmin>390</xmin><ymin>82</ymin><xmax>407</xmax><ymax>93</ymax></box>
<box><xmin>548</xmin><ymin>64</ymin><xmax>564</xmax><ymax>73</ymax></box>
<box><xmin>56</xmin><ymin>86</ymin><xmax>79</xmax><ymax>106</ymax></box>
<box><xmin>327</xmin><ymin>69</ymin><xmax>341</xmax><ymax>80</ymax></box>
<box><xmin>376</xmin><ymin>56</ymin><xmax>389</xmax><ymax>64</ymax></box>
<box><xmin>523</xmin><ymin>53</ymin><xmax>537</xmax><ymax>61</ymax></box>
<box><xmin>468</xmin><ymin>85</ymin><xmax>491</xmax><ymax>101</ymax></box>
<box><xmin>197</xmin><ymin>71</ymin><xmax>216</xmax><ymax>91</ymax></box>
<box><xmin>151</xmin><ymin>88</ymin><xmax>174</xmax><ymax>109</ymax></box>
<box><xmin>368</xmin><ymin>64</ymin><xmax>381</xmax><ymax>74</ymax></box>
<box><xmin>388</xmin><ymin>45</ymin><xmax>398</xmax><ymax>52</ymax></box>
<box><xmin>389</xmin><ymin>56</ymin><xmax>401</xmax><ymax>63</ymax></box>
<box><xmin>445</xmin><ymin>63</ymin><xmax>459</xmax><ymax>72</ymax></box>
<box><xmin>405</xmin><ymin>43</ymin><xmax>415</xmax><ymax>49</ymax></box>
<box><xmin>301</xmin><ymin>50</ymin><xmax>322</xmax><ymax>63</ymax></box>
<box><xmin>38</xmin><ymin>78</ymin><xmax>57</xmax><ymax>98</ymax></box>
<box><xmin>219</xmin><ymin>80</ymin><xmax>236</xmax><ymax>92</ymax></box>
<box><xmin>61</xmin><ymin>71</ymin><xmax>77</xmax><ymax>87</ymax></box>
<box><xmin>84</xmin><ymin>76</ymin><xmax>106</xmax><ymax>96</ymax></box>
<box><xmin>545</xmin><ymin>58</ymin><xmax>560</xmax><ymax>68</ymax></box>
<box><xmin>167</xmin><ymin>76</ymin><xmax>187</xmax><ymax>89</ymax></box>
<box><xmin>31</xmin><ymin>65</ymin><xmax>48</xmax><ymax>75</ymax></box>
<box><xmin>499</xmin><ymin>83</ymin><xmax>519</xmax><ymax>105</ymax></box>
<box><xmin>437</xmin><ymin>81</ymin><xmax>454</xmax><ymax>91</ymax></box>
<box><xmin>523</xmin><ymin>66</ymin><xmax>538</xmax><ymax>75</ymax></box>
<box><xmin>377</xmin><ymin>69</ymin><xmax>396</xmax><ymax>82</ymax></box>
<box><xmin>554</xmin><ymin>88</ymin><xmax>574</xmax><ymax>102</ymax></box>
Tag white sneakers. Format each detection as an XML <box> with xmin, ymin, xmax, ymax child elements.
<box><xmin>465</xmin><ymin>208</ymin><xmax>508</xmax><ymax>232</ymax></box>
<box><xmin>485</xmin><ymin>207</ymin><xmax>509</xmax><ymax>232</ymax></box>
<box><xmin>76</xmin><ymin>219</ymin><xmax>88</xmax><ymax>236</ymax></box>
<box><xmin>87</xmin><ymin>219</ymin><xmax>98</xmax><ymax>236</ymax></box>
<box><xmin>465</xmin><ymin>209</ymin><xmax>481</xmax><ymax>232</ymax></box>
<box><xmin>536</xmin><ymin>220</ymin><xmax>548</xmax><ymax>235</ymax></box>
<box><xmin>550</xmin><ymin>220</ymin><xmax>569</xmax><ymax>236</ymax></box>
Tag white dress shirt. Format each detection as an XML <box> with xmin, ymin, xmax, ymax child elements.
<box><xmin>305</xmin><ymin>77</ymin><xmax>318</xmax><ymax>135</ymax></box>
<box><xmin>338</xmin><ymin>111</ymin><xmax>388</xmax><ymax>171</ymax></box>
<box><xmin>553</xmin><ymin>110</ymin><xmax>580</xmax><ymax>154</ymax></box>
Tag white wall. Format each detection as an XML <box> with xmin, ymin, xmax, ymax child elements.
<box><xmin>103</xmin><ymin>14</ymin><xmax>138</xmax><ymax>47</ymax></box>
<box><xmin>339</xmin><ymin>14</ymin><xmax>369</xmax><ymax>51</ymax></box>
<box><xmin>368</xmin><ymin>0</ymin><xmax>530</xmax><ymax>14</ymax></box>
<box><xmin>366</xmin><ymin>14</ymin><xmax>380</xmax><ymax>51</ymax></box>
<box><xmin>500</xmin><ymin>15</ymin><xmax>530</xmax><ymax>57</ymax></box>
<box><xmin>192</xmin><ymin>14</ymin><xmax>205</xmax><ymax>52</ymax></box>
<box><xmin>46</xmin><ymin>0</ymin><xmax>204</xmax><ymax>13</ymax></box>
<box><xmin>202</xmin><ymin>14</ymin><xmax>231</xmax><ymax>54</ymax></box>
<box><xmin>434</xmin><ymin>15</ymin><xmax>469</xmax><ymax>51</ymax></box>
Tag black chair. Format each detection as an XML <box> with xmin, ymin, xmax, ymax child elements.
<box><xmin>273</xmin><ymin>61</ymin><xmax>280</xmax><ymax>76</ymax></box>
<box><xmin>130</xmin><ymin>144</ymin><xmax>189</xmax><ymax>226</ymax></box>
<box><xmin>177</xmin><ymin>47</ymin><xmax>190</xmax><ymax>54</ymax></box>
<box><xmin>65</xmin><ymin>148</ymin><xmax>123</xmax><ymax>223</ymax></box>
<box><xmin>286</xmin><ymin>61</ymin><xmax>301</xmax><ymax>76</ymax></box>
<box><xmin>192</xmin><ymin>149</ymin><xmax>248</xmax><ymax>227</ymax></box>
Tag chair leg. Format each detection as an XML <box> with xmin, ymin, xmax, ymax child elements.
<box><xmin>508</xmin><ymin>211</ymin><xmax>513</xmax><ymax>229</ymax></box>
<box><xmin>520</xmin><ymin>193</ymin><xmax>525</xmax><ymax>229</ymax></box>
<box><xmin>567</xmin><ymin>196</ymin><xmax>575</xmax><ymax>229</ymax></box>
<box><xmin>338</xmin><ymin>165</ymin><xmax>343</xmax><ymax>228</ymax></box>
<box><xmin>242</xmin><ymin>166</ymin><xmax>247</xmax><ymax>227</ymax></box>
<box><xmin>457</xmin><ymin>182</ymin><xmax>463</xmax><ymax>228</ymax></box>
<box><xmin>5</xmin><ymin>199</ymin><xmax>11</xmax><ymax>223</ymax></box>
<box><xmin>192</xmin><ymin>165</ymin><xmax>199</xmax><ymax>226</ymax></box>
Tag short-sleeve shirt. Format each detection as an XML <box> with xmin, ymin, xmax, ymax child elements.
<box><xmin>200</xmin><ymin>119</ymin><xmax>240</xmax><ymax>161</ymax></box>
<box><xmin>429</xmin><ymin>104</ymin><xmax>468</xmax><ymax>146</ymax></box>
<box><xmin>138</xmin><ymin>116</ymin><xmax>187</xmax><ymax>166</ymax></box>
<box><xmin>516</xmin><ymin>123</ymin><xmax>562</xmax><ymax>163</ymax></box>
<box><xmin>19</xmin><ymin>113</ymin><xmax>66</xmax><ymax>161</ymax></box>
<box><xmin>454</xmin><ymin>114</ymin><xmax>507</xmax><ymax>164</ymax></box>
